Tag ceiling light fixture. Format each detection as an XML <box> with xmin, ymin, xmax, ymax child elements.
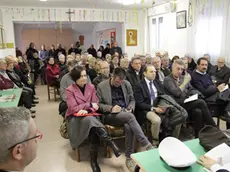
<box><xmin>121</xmin><ymin>0</ymin><xmax>142</xmax><ymax>6</ymax></box>
<box><xmin>40</xmin><ymin>0</ymin><xmax>47</xmax><ymax>2</ymax></box>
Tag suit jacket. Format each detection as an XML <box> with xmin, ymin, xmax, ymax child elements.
<box><xmin>161</xmin><ymin>67</ymin><xmax>171</xmax><ymax>77</ymax></box>
<box><xmin>126</xmin><ymin>67</ymin><xmax>144</xmax><ymax>87</ymax></box>
<box><xmin>65</xmin><ymin>83</ymin><xmax>98</xmax><ymax>117</ymax></box>
<box><xmin>6</xmin><ymin>70</ymin><xmax>23</xmax><ymax>88</ymax></box>
<box><xmin>110</xmin><ymin>46</ymin><xmax>122</xmax><ymax>56</ymax></box>
<box><xmin>210</xmin><ymin>65</ymin><xmax>230</xmax><ymax>85</ymax></box>
<box><xmin>97</xmin><ymin>79</ymin><xmax>135</xmax><ymax>114</ymax></box>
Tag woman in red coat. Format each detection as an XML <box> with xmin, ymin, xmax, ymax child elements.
<box><xmin>46</xmin><ymin>57</ymin><xmax>60</xmax><ymax>87</ymax></box>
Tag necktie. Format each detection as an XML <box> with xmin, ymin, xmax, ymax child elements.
<box><xmin>149</xmin><ymin>81</ymin><xmax>156</xmax><ymax>101</ymax></box>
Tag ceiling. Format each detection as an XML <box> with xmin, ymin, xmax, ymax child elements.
<box><xmin>0</xmin><ymin>0</ymin><xmax>167</xmax><ymax>9</ymax></box>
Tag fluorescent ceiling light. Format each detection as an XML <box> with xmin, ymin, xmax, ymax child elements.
<box><xmin>40</xmin><ymin>0</ymin><xmax>47</xmax><ymax>1</ymax></box>
<box><xmin>120</xmin><ymin>0</ymin><xmax>142</xmax><ymax>5</ymax></box>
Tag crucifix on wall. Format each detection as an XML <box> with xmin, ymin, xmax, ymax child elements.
<box><xmin>66</xmin><ymin>9</ymin><xmax>75</xmax><ymax>22</ymax></box>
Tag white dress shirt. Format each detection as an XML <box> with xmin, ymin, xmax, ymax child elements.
<box><xmin>144</xmin><ymin>77</ymin><xmax>158</xmax><ymax>105</ymax></box>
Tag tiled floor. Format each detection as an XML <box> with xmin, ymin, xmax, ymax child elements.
<box><xmin>25</xmin><ymin>85</ymin><xmax>227</xmax><ymax>172</ymax></box>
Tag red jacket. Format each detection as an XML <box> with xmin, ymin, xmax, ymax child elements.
<box><xmin>45</xmin><ymin>64</ymin><xmax>60</xmax><ymax>85</ymax></box>
<box><xmin>0</xmin><ymin>74</ymin><xmax>14</xmax><ymax>90</ymax></box>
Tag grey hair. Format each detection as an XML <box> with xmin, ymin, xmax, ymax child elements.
<box><xmin>58</xmin><ymin>54</ymin><xmax>65</xmax><ymax>60</ymax></box>
<box><xmin>0</xmin><ymin>107</ymin><xmax>31</xmax><ymax>163</ymax></box>
<box><xmin>172</xmin><ymin>59</ymin><xmax>185</xmax><ymax>68</ymax></box>
<box><xmin>0</xmin><ymin>59</ymin><xmax>6</xmax><ymax>64</ymax></box>
<box><xmin>130</xmin><ymin>56</ymin><xmax>141</xmax><ymax>64</ymax></box>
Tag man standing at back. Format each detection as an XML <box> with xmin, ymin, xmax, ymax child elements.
<box><xmin>110</xmin><ymin>42</ymin><xmax>122</xmax><ymax>57</ymax></box>
<box><xmin>0</xmin><ymin>107</ymin><xmax>40</xmax><ymax>171</ymax></box>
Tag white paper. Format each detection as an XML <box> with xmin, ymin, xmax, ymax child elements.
<box><xmin>184</xmin><ymin>94</ymin><xmax>198</xmax><ymax>103</ymax></box>
<box><xmin>205</xmin><ymin>143</ymin><xmax>230</xmax><ymax>165</ymax></box>
<box><xmin>220</xmin><ymin>84</ymin><xmax>229</xmax><ymax>92</ymax></box>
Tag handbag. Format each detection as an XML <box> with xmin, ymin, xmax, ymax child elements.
<box><xmin>59</xmin><ymin>119</ymin><xmax>69</xmax><ymax>139</ymax></box>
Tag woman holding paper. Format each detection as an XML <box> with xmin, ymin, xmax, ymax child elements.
<box><xmin>66</xmin><ymin>65</ymin><xmax>120</xmax><ymax>172</ymax></box>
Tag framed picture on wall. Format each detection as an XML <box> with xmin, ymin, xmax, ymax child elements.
<box><xmin>126</xmin><ymin>29</ymin><xmax>137</xmax><ymax>46</ymax></box>
<box><xmin>176</xmin><ymin>10</ymin><xmax>187</xmax><ymax>29</ymax></box>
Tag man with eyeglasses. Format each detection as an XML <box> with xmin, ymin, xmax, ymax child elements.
<box><xmin>0</xmin><ymin>107</ymin><xmax>42</xmax><ymax>172</ymax></box>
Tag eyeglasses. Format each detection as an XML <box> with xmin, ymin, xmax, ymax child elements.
<box><xmin>8</xmin><ymin>130</ymin><xmax>43</xmax><ymax>150</ymax></box>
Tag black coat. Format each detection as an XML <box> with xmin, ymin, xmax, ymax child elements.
<box><xmin>55</xmin><ymin>48</ymin><xmax>66</xmax><ymax>59</ymax></box>
<box><xmin>161</xmin><ymin>67</ymin><xmax>171</xmax><ymax>77</ymax></box>
<box><xmin>110</xmin><ymin>47</ymin><xmax>122</xmax><ymax>56</ymax></box>
<box><xmin>6</xmin><ymin>70</ymin><xmax>23</xmax><ymax>88</ymax></box>
<box><xmin>87</xmin><ymin>48</ymin><xmax>97</xmax><ymax>57</ymax></box>
<box><xmin>188</xmin><ymin>59</ymin><xmax>196</xmax><ymax>71</ymax></box>
<box><xmin>14</xmin><ymin>66</ymin><xmax>28</xmax><ymax>86</ymax></box>
<box><xmin>126</xmin><ymin>67</ymin><xmax>144</xmax><ymax>87</ymax></box>
<box><xmin>102</xmin><ymin>48</ymin><xmax>110</xmax><ymax>58</ymax></box>
<box><xmin>26</xmin><ymin>48</ymin><xmax>38</xmax><ymax>60</ymax></box>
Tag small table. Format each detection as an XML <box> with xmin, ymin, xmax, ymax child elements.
<box><xmin>131</xmin><ymin>139</ymin><xmax>206</xmax><ymax>172</ymax></box>
<box><xmin>0</xmin><ymin>88</ymin><xmax>23</xmax><ymax>107</ymax></box>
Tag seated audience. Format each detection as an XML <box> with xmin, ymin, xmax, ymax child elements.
<box><xmin>66</xmin><ymin>66</ymin><xmax>121</xmax><ymax>172</ymax></box>
<box><xmin>39</xmin><ymin>44</ymin><xmax>48</xmax><ymax>62</ymax></box>
<box><xmin>93</xmin><ymin>61</ymin><xmax>110</xmax><ymax>88</ymax></box>
<box><xmin>15</xmin><ymin>47</ymin><xmax>23</xmax><ymax>57</ymax></box>
<box><xmin>203</xmin><ymin>54</ymin><xmax>215</xmax><ymax>75</ymax></box>
<box><xmin>86</xmin><ymin>57</ymin><xmax>97</xmax><ymax>81</ymax></box>
<box><xmin>48</xmin><ymin>45</ymin><xmax>56</xmax><ymax>58</ymax></box>
<box><xmin>105</xmin><ymin>54</ymin><xmax>112</xmax><ymax>64</ymax></box>
<box><xmin>110</xmin><ymin>55</ymin><xmax>120</xmax><ymax>73</ymax></box>
<box><xmin>75</xmin><ymin>41</ymin><xmax>82</xmax><ymax>54</ymax></box>
<box><xmin>87</xmin><ymin>44</ymin><xmax>97</xmax><ymax>57</ymax></box>
<box><xmin>110</xmin><ymin>42</ymin><xmax>122</xmax><ymax>57</ymax></box>
<box><xmin>58</xmin><ymin>54</ymin><xmax>67</xmax><ymax>72</ymax></box>
<box><xmin>0</xmin><ymin>59</ymin><xmax>15</xmax><ymax>90</ymax></box>
<box><xmin>79</xmin><ymin>54</ymin><xmax>88</xmax><ymax>66</ymax></box>
<box><xmin>18</xmin><ymin>56</ymin><xmax>30</xmax><ymax>78</ymax></box>
<box><xmin>97</xmin><ymin>68</ymin><xmax>153</xmax><ymax>171</ymax></box>
<box><xmin>152</xmin><ymin>56</ymin><xmax>165</xmax><ymax>84</ymax></box>
<box><xmin>181</xmin><ymin>57</ymin><xmax>193</xmax><ymax>75</ymax></box>
<box><xmin>164</xmin><ymin>59</ymin><xmax>217</xmax><ymax>136</ymax></box>
<box><xmin>210</xmin><ymin>57</ymin><xmax>230</xmax><ymax>86</ymax></box>
<box><xmin>97</xmin><ymin>45</ymin><xmax>104</xmax><ymax>53</ymax></box>
<box><xmin>134</xmin><ymin>65</ymin><xmax>187</xmax><ymax>146</ymax></box>
<box><xmin>75</xmin><ymin>54</ymin><xmax>81</xmax><ymax>63</ymax></box>
<box><xmin>161</xmin><ymin>55</ymin><xmax>171</xmax><ymax>77</ymax></box>
<box><xmin>140</xmin><ymin>55</ymin><xmax>146</xmax><ymax>69</ymax></box>
<box><xmin>185</xmin><ymin>54</ymin><xmax>196</xmax><ymax>72</ymax></box>
<box><xmin>0</xmin><ymin>107</ymin><xmax>40</xmax><ymax>171</ymax></box>
<box><xmin>30</xmin><ymin>52</ymin><xmax>43</xmax><ymax>84</ymax></box>
<box><xmin>96</xmin><ymin>51</ymin><xmax>102</xmax><ymax>59</ymax></box>
<box><xmin>46</xmin><ymin>57</ymin><xmax>60</xmax><ymax>87</ymax></box>
<box><xmin>146</xmin><ymin>56</ymin><xmax>153</xmax><ymax>65</ymax></box>
<box><xmin>120</xmin><ymin>58</ymin><xmax>129</xmax><ymax>71</ymax></box>
<box><xmin>102</xmin><ymin>43</ymin><xmax>110</xmax><ymax>58</ymax></box>
<box><xmin>191</xmin><ymin>57</ymin><xmax>230</xmax><ymax>127</ymax></box>
<box><xmin>68</xmin><ymin>44</ymin><xmax>76</xmax><ymax>55</ymax></box>
<box><xmin>55</xmin><ymin>44</ymin><xmax>66</xmax><ymax>59</ymax></box>
<box><xmin>126</xmin><ymin>56</ymin><xmax>143</xmax><ymax>87</ymax></box>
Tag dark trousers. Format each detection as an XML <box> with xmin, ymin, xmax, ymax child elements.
<box><xmin>183</xmin><ymin>99</ymin><xmax>217</xmax><ymax>135</ymax></box>
<box><xmin>227</xmin><ymin>122</ymin><xmax>230</xmax><ymax>129</ymax></box>
<box><xmin>21</xmin><ymin>90</ymin><xmax>32</xmax><ymax>109</ymax></box>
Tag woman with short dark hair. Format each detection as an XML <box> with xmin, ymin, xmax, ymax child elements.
<box><xmin>45</xmin><ymin>57</ymin><xmax>60</xmax><ymax>87</ymax></box>
<box><xmin>66</xmin><ymin>66</ymin><xmax>120</xmax><ymax>172</ymax></box>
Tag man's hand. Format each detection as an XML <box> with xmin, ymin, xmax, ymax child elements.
<box><xmin>77</xmin><ymin>110</ymin><xmax>88</xmax><ymax>116</ymax></box>
<box><xmin>92</xmin><ymin>103</ymin><xmax>99</xmax><ymax>111</ymax></box>
<box><xmin>217</xmin><ymin>83</ymin><xmax>225</xmax><ymax>92</ymax></box>
<box><xmin>197</xmin><ymin>156</ymin><xmax>217</xmax><ymax>169</ymax></box>
<box><xmin>111</xmin><ymin>105</ymin><xmax>122</xmax><ymax>113</ymax></box>
<box><xmin>154</xmin><ymin>107</ymin><xmax>166</xmax><ymax>114</ymax></box>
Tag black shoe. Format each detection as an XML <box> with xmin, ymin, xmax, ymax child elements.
<box><xmin>33</xmin><ymin>97</ymin><xmax>39</xmax><ymax>100</ymax></box>
<box><xmin>90</xmin><ymin>151</ymin><xmax>101</xmax><ymax>172</ymax></box>
<box><xmin>223</xmin><ymin>112</ymin><xmax>230</xmax><ymax>122</ymax></box>
<box><xmin>32</xmin><ymin>101</ymin><xmax>39</xmax><ymax>104</ymax></box>
<box><xmin>31</xmin><ymin>114</ymin><xmax>36</xmax><ymax>118</ymax></box>
<box><xmin>96</xmin><ymin>128</ymin><xmax>121</xmax><ymax>158</ymax></box>
<box><xmin>30</xmin><ymin>110</ymin><xmax>36</xmax><ymax>114</ymax></box>
<box><xmin>31</xmin><ymin>104</ymin><xmax>36</xmax><ymax>107</ymax></box>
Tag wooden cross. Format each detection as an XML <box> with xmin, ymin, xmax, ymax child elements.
<box><xmin>66</xmin><ymin>9</ymin><xmax>75</xmax><ymax>22</ymax></box>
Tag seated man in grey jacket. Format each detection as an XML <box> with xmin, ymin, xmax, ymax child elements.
<box><xmin>97</xmin><ymin>67</ymin><xmax>153</xmax><ymax>172</ymax></box>
<box><xmin>164</xmin><ymin>59</ymin><xmax>217</xmax><ymax>137</ymax></box>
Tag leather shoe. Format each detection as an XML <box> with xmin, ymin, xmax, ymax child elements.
<box><xmin>90</xmin><ymin>151</ymin><xmax>101</xmax><ymax>172</ymax></box>
<box><xmin>31</xmin><ymin>114</ymin><xmax>36</xmax><ymax>118</ymax></box>
<box><xmin>223</xmin><ymin>111</ymin><xmax>230</xmax><ymax>122</ymax></box>
<box><xmin>32</xmin><ymin>101</ymin><xmax>39</xmax><ymax>104</ymax></box>
<box><xmin>33</xmin><ymin>97</ymin><xmax>39</xmax><ymax>100</ymax></box>
<box><xmin>30</xmin><ymin>110</ymin><xmax>36</xmax><ymax>114</ymax></box>
<box><xmin>31</xmin><ymin>104</ymin><xmax>36</xmax><ymax>107</ymax></box>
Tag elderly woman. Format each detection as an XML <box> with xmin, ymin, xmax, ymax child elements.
<box><xmin>46</xmin><ymin>57</ymin><xmax>60</xmax><ymax>87</ymax></box>
<box><xmin>120</xmin><ymin>58</ymin><xmax>129</xmax><ymax>71</ymax></box>
<box><xmin>66</xmin><ymin>66</ymin><xmax>120</xmax><ymax>172</ymax></box>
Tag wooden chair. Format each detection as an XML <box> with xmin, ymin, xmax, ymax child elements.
<box><xmin>47</xmin><ymin>85</ymin><xmax>59</xmax><ymax>101</ymax></box>
<box><xmin>75</xmin><ymin>147</ymin><xmax>80</xmax><ymax>162</ymax></box>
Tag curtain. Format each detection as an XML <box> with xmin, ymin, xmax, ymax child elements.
<box><xmin>187</xmin><ymin>0</ymin><xmax>230</xmax><ymax>64</ymax></box>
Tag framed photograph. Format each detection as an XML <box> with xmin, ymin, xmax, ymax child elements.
<box><xmin>176</xmin><ymin>10</ymin><xmax>187</xmax><ymax>29</ymax></box>
<box><xmin>126</xmin><ymin>29</ymin><xmax>137</xmax><ymax>46</ymax></box>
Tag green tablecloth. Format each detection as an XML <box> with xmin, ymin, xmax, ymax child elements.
<box><xmin>0</xmin><ymin>88</ymin><xmax>23</xmax><ymax>108</ymax></box>
<box><xmin>131</xmin><ymin>139</ymin><xmax>206</xmax><ymax>172</ymax></box>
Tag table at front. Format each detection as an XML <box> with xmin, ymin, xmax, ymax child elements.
<box><xmin>131</xmin><ymin>139</ymin><xmax>206</xmax><ymax>172</ymax></box>
<box><xmin>0</xmin><ymin>88</ymin><xmax>23</xmax><ymax>108</ymax></box>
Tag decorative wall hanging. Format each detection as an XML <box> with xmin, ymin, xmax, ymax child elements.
<box><xmin>188</xmin><ymin>0</ymin><xmax>193</xmax><ymax>26</ymax></box>
<box><xmin>176</xmin><ymin>10</ymin><xmax>187</xmax><ymax>29</ymax></box>
<box><xmin>79</xmin><ymin>35</ymin><xmax>84</xmax><ymax>45</ymax></box>
<box><xmin>126</xmin><ymin>29</ymin><xmax>137</xmax><ymax>46</ymax></box>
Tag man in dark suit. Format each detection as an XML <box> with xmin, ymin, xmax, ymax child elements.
<box><xmin>164</xmin><ymin>59</ymin><xmax>217</xmax><ymax>137</ymax></box>
<box><xmin>210</xmin><ymin>57</ymin><xmax>230</xmax><ymax>86</ymax></box>
<box><xmin>97</xmin><ymin>68</ymin><xmax>153</xmax><ymax>172</ymax></box>
<box><xmin>110</xmin><ymin>42</ymin><xmax>122</xmax><ymax>57</ymax></box>
<box><xmin>134</xmin><ymin>65</ymin><xmax>187</xmax><ymax>146</ymax></box>
<box><xmin>126</xmin><ymin>56</ymin><xmax>143</xmax><ymax>87</ymax></box>
<box><xmin>161</xmin><ymin>55</ymin><xmax>171</xmax><ymax>77</ymax></box>
<box><xmin>0</xmin><ymin>107</ymin><xmax>39</xmax><ymax>171</ymax></box>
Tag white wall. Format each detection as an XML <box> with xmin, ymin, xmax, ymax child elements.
<box><xmin>147</xmin><ymin>0</ymin><xmax>189</xmax><ymax>58</ymax></box>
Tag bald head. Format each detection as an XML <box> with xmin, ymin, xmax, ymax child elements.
<box><xmin>217</xmin><ymin>57</ymin><xmax>225</xmax><ymax>69</ymax></box>
<box><xmin>152</xmin><ymin>56</ymin><xmax>161</xmax><ymax>70</ymax></box>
